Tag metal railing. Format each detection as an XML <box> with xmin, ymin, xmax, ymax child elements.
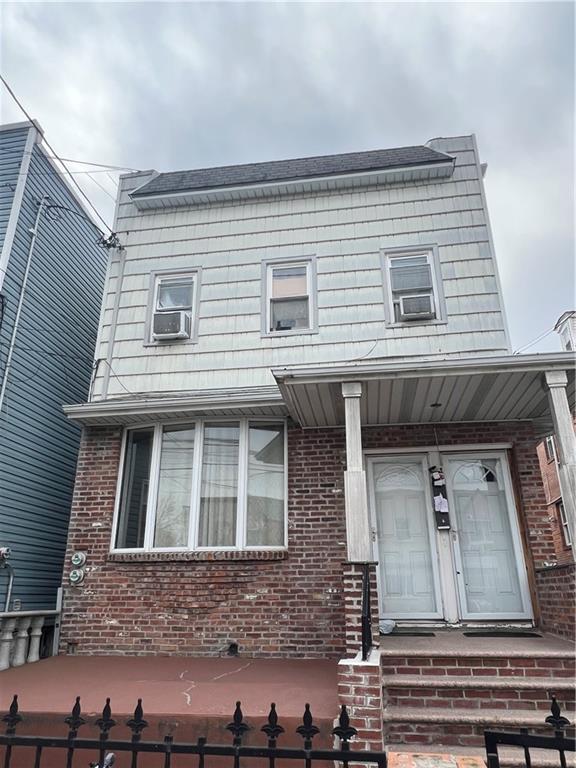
<box><xmin>361</xmin><ymin>562</ymin><xmax>373</xmax><ymax>660</ymax></box>
<box><xmin>1</xmin><ymin>694</ymin><xmax>388</xmax><ymax>768</ymax></box>
<box><xmin>485</xmin><ymin>698</ymin><xmax>575</xmax><ymax>768</ymax></box>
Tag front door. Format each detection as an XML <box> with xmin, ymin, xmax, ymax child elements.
<box><xmin>367</xmin><ymin>451</ymin><xmax>533</xmax><ymax>622</ymax></box>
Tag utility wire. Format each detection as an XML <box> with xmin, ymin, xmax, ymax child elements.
<box><xmin>0</xmin><ymin>74</ymin><xmax>112</xmax><ymax>233</ymax></box>
<box><xmin>87</xmin><ymin>172</ymin><xmax>117</xmax><ymax>201</ymax></box>
<box><xmin>513</xmin><ymin>327</ymin><xmax>555</xmax><ymax>355</ymax></box>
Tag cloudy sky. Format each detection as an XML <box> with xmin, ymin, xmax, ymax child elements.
<box><xmin>1</xmin><ymin>1</ymin><xmax>573</xmax><ymax>352</ymax></box>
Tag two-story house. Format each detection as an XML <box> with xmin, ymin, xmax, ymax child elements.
<box><xmin>57</xmin><ymin>136</ymin><xmax>575</xmax><ymax>751</ymax></box>
<box><xmin>0</xmin><ymin>120</ymin><xmax>107</xmax><ymax>644</ymax></box>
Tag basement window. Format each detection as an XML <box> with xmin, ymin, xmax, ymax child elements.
<box><xmin>113</xmin><ymin>420</ymin><xmax>286</xmax><ymax>552</ymax></box>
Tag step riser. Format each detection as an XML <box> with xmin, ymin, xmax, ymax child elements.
<box><xmin>385</xmin><ymin>724</ymin><xmax>576</xmax><ymax>749</ymax></box>
<box><xmin>385</xmin><ymin>688</ymin><xmax>576</xmax><ymax>712</ymax></box>
<box><xmin>381</xmin><ymin>656</ymin><xmax>575</xmax><ymax>677</ymax></box>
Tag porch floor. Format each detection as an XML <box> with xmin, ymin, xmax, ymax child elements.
<box><xmin>0</xmin><ymin>655</ymin><xmax>339</xmax><ymax>719</ymax></box>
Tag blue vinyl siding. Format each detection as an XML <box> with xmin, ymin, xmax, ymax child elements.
<box><xmin>0</xmin><ymin>126</ymin><xmax>107</xmax><ymax>610</ymax></box>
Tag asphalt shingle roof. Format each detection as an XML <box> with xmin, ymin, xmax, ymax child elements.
<box><xmin>131</xmin><ymin>145</ymin><xmax>453</xmax><ymax>197</ymax></box>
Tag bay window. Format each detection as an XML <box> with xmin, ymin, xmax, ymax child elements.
<box><xmin>113</xmin><ymin>420</ymin><xmax>286</xmax><ymax>551</ymax></box>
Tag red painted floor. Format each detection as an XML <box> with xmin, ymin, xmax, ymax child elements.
<box><xmin>0</xmin><ymin>655</ymin><xmax>339</xmax><ymax>718</ymax></box>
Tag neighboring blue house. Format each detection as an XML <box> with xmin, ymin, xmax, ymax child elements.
<box><xmin>0</xmin><ymin>120</ymin><xmax>108</xmax><ymax>612</ymax></box>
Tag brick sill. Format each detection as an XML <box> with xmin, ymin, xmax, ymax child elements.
<box><xmin>108</xmin><ymin>550</ymin><xmax>288</xmax><ymax>563</ymax></box>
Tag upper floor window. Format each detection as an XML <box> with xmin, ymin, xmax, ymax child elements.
<box><xmin>381</xmin><ymin>246</ymin><xmax>445</xmax><ymax>326</ymax></box>
<box><xmin>147</xmin><ymin>269</ymin><xmax>200</xmax><ymax>344</ymax></box>
<box><xmin>113</xmin><ymin>420</ymin><xmax>286</xmax><ymax>551</ymax></box>
<box><xmin>544</xmin><ymin>435</ymin><xmax>556</xmax><ymax>463</ymax></box>
<box><xmin>262</xmin><ymin>257</ymin><xmax>317</xmax><ymax>335</ymax></box>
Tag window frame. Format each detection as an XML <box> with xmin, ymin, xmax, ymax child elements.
<box><xmin>144</xmin><ymin>266</ymin><xmax>202</xmax><ymax>346</ymax></box>
<box><xmin>380</xmin><ymin>245</ymin><xmax>446</xmax><ymax>327</ymax></box>
<box><xmin>544</xmin><ymin>435</ymin><xmax>557</xmax><ymax>463</ymax></box>
<box><xmin>261</xmin><ymin>255</ymin><xmax>318</xmax><ymax>337</ymax></box>
<box><xmin>110</xmin><ymin>417</ymin><xmax>288</xmax><ymax>554</ymax></box>
<box><xmin>557</xmin><ymin>500</ymin><xmax>572</xmax><ymax>548</ymax></box>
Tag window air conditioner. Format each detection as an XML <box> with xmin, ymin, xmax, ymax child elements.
<box><xmin>152</xmin><ymin>311</ymin><xmax>191</xmax><ymax>340</ymax></box>
<box><xmin>399</xmin><ymin>294</ymin><xmax>435</xmax><ymax>321</ymax></box>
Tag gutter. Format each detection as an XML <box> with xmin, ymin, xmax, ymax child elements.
<box><xmin>272</xmin><ymin>351</ymin><xmax>576</xmax><ymax>386</ymax></box>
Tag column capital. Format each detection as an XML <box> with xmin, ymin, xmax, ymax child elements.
<box><xmin>545</xmin><ymin>370</ymin><xmax>568</xmax><ymax>388</ymax></box>
<box><xmin>342</xmin><ymin>381</ymin><xmax>363</xmax><ymax>399</ymax></box>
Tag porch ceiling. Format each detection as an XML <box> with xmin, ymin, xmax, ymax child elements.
<box><xmin>273</xmin><ymin>352</ymin><xmax>576</xmax><ymax>436</ymax></box>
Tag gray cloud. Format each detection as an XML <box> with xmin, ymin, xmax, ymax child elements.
<box><xmin>1</xmin><ymin>0</ymin><xmax>573</xmax><ymax>351</ymax></box>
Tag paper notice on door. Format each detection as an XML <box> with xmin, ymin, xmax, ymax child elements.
<box><xmin>434</xmin><ymin>495</ymin><xmax>449</xmax><ymax>513</ymax></box>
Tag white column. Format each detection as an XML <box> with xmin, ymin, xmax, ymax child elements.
<box><xmin>342</xmin><ymin>382</ymin><xmax>372</xmax><ymax>562</ymax></box>
<box><xmin>0</xmin><ymin>617</ymin><xmax>17</xmax><ymax>671</ymax></box>
<box><xmin>545</xmin><ymin>370</ymin><xmax>576</xmax><ymax>550</ymax></box>
<box><xmin>27</xmin><ymin>616</ymin><xmax>45</xmax><ymax>663</ymax></box>
<box><xmin>12</xmin><ymin>617</ymin><xmax>32</xmax><ymax>667</ymax></box>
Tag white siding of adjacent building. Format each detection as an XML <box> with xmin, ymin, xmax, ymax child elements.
<box><xmin>92</xmin><ymin>136</ymin><xmax>510</xmax><ymax>400</ymax></box>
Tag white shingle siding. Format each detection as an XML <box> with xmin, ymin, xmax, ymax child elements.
<box><xmin>92</xmin><ymin>136</ymin><xmax>509</xmax><ymax>399</ymax></box>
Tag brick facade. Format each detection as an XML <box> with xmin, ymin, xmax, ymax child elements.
<box><xmin>60</xmin><ymin>420</ymin><xmax>556</xmax><ymax>657</ymax></box>
<box><xmin>536</xmin><ymin>439</ymin><xmax>574</xmax><ymax>567</ymax></box>
<box><xmin>535</xmin><ymin>563</ymin><xmax>576</xmax><ymax>639</ymax></box>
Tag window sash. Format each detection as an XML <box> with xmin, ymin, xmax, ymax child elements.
<box><xmin>558</xmin><ymin>502</ymin><xmax>572</xmax><ymax>547</ymax></box>
<box><xmin>266</xmin><ymin>261</ymin><xmax>311</xmax><ymax>333</ymax></box>
<box><xmin>155</xmin><ymin>277</ymin><xmax>195</xmax><ymax>311</ymax></box>
<box><xmin>113</xmin><ymin>419</ymin><xmax>287</xmax><ymax>553</ymax></box>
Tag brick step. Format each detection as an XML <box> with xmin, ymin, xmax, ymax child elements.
<box><xmin>383</xmin><ymin>706</ymin><xmax>576</xmax><ymax>749</ymax></box>
<box><xmin>390</xmin><ymin>743</ymin><xmax>576</xmax><ymax>767</ymax></box>
<box><xmin>382</xmin><ymin>675</ymin><xmax>576</xmax><ymax>711</ymax></box>
<box><xmin>380</xmin><ymin>655</ymin><xmax>575</xmax><ymax>678</ymax></box>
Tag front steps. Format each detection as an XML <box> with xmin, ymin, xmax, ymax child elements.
<box><xmin>380</xmin><ymin>638</ymin><xmax>575</xmax><ymax>752</ymax></box>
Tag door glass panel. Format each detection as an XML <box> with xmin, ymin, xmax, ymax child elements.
<box><xmin>372</xmin><ymin>461</ymin><xmax>438</xmax><ymax>616</ymax></box>
<box><xmin>447</xmin><ymin>457</ymin><xmax>524</xmax><ymax>615</ymax></box>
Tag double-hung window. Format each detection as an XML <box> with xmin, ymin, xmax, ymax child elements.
<box><xmin>149</xmin><ymin>270</ymin><xmax>199</xmax><ymax>342</ymax></box>
<box><xmin>264</xmin><ymin>258</ymin><xmax>316</xmax><ymax>334</ymax></box>
<box><xmin>382</xmin><ymin>247</ymin><xmax>444</xmax><ymax>325</ymax></box>
<box><xmin>114</xmin><ymin>420</ymin><xmax>286</xmax><ymax>551</ymax></box>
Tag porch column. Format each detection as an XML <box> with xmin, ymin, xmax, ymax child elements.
<box><xmin>545</xmin><ymin>370</ymin><xmax>576</xmax><ymax>549</ymax></box>
<box><xmin>342</xmin><ymin>382</ymin><xmax>371</xmax><ymax>562</ymax></box>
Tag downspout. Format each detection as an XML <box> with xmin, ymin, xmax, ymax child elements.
<box><xmin>99</xmin><ymin>244</ymin><xmax>126</xmax><ymax>399</ymax></box>
<box><xmin>0</xmin><ymin>195</ymin><xmax>49</xmax><ymax>415</ymax></box>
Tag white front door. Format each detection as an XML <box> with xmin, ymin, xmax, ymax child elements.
<box><xmin>368</xmin><ymin>451</ymin><xmax>532</xmax><ymax>622</ymax></box>
<box><xmin>367</xmin><ymin>457</ymin><xmax>443</xmax><ymax>619</ymax></box>
<box><xmin>445</xmin><ymin>453</ymin><xmax>531</xmax><ymax>620</ymax></box>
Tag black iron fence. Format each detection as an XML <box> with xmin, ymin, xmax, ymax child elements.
<box><xmin>0</xmin><ymin>694</ymin><xmax>387</xmax><ymax>768</ymax></box>
<box><xmin>1</xmin><ymin>692</ymin><xmax>573</xmax><ymax>768</ymax></box>
<box><xmin>485</xmin><ymin>698</ymin><xmax>575</xmax><ymax>768</ymax></box>
<box><xmin>360</xmin><ymin>562</ymin><xmax>373</xmax><ymax>661</ymax></box>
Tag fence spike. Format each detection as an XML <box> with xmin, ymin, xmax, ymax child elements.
<box><xmin>96</xmin><ymin>698</ymin><xmax>117</xmax><ymax>734</ymax></box>
<box><xmin>296</xmin><ymin>703</ymin><xmax>319</xmax><ymax>745</ymax></box>
<box><xmin>332</xmin><ymin>705</ymin><xmax>357</xmax><ymax>743</ymax></box>
<box><xmin>226</xmin><ymin>701</ymin><xmax>250</xmax><ymax>744</ymax></box>
<box><xmin>64</xmin><ymin>696</ymin><xmax>85</xmax><ymax>733</ymax></box>
<box><xmin>545</xmin><ymin>696</ymin><xmax>570</xmax><ymax>730</ymax></box>
<box><xmin>261</xmin><ymin>703</ymin><xmax>285</xmax><ymax>742</ymax></box>
<box><xmin>126</xmin><ymin>698</ymin><xmax>148</xmax><ymax>736</ymax></box>
<box><xmin>2</xmin><ymin>694</ymin><xmax>22</xmax><ymax>734</ymax></box>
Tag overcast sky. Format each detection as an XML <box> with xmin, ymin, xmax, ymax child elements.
<box><xmin>1</xmin><ymin>1</ymin><xmax>574</xmax><ymax>353</ymax></box>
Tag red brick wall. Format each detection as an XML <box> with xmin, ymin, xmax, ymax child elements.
<box><xmin>60</xmin><ymin>425</ymin><xmax>348</xmax><ymax>658</ymax></box>
<box><xmin>60</xmin><ymin>420</ymin><xmax>554</xmax><ymax>657</ymax></box>
<box><xmin>536</xmin><ymin>432</ymin><xmax>574</xmax><ymax>567</ymax></box>
<box><xmin>535</xmin><ymin>564</ymin><xmax>576</xmax><ymax>639</ymax></box>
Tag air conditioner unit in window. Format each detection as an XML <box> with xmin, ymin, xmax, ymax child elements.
<box><xmin>152</xmin><ymin>311</ymin><xmax>191</xmax><ymax>340</ymax></box>
<box><xmin>399</xmin><ymin>294</ymin><xmax>435</xmax><ymax>321</ymax></box>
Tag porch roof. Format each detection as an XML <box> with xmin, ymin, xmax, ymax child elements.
<box><xmin>273</xmin><ymin>352</ymin><xmax>575</xmax><ymax>436</ymax></box>
<box><xmin>63</xmin><ymin>386</ymin><xmax>288</xmax><ymax>426</ymax></box>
